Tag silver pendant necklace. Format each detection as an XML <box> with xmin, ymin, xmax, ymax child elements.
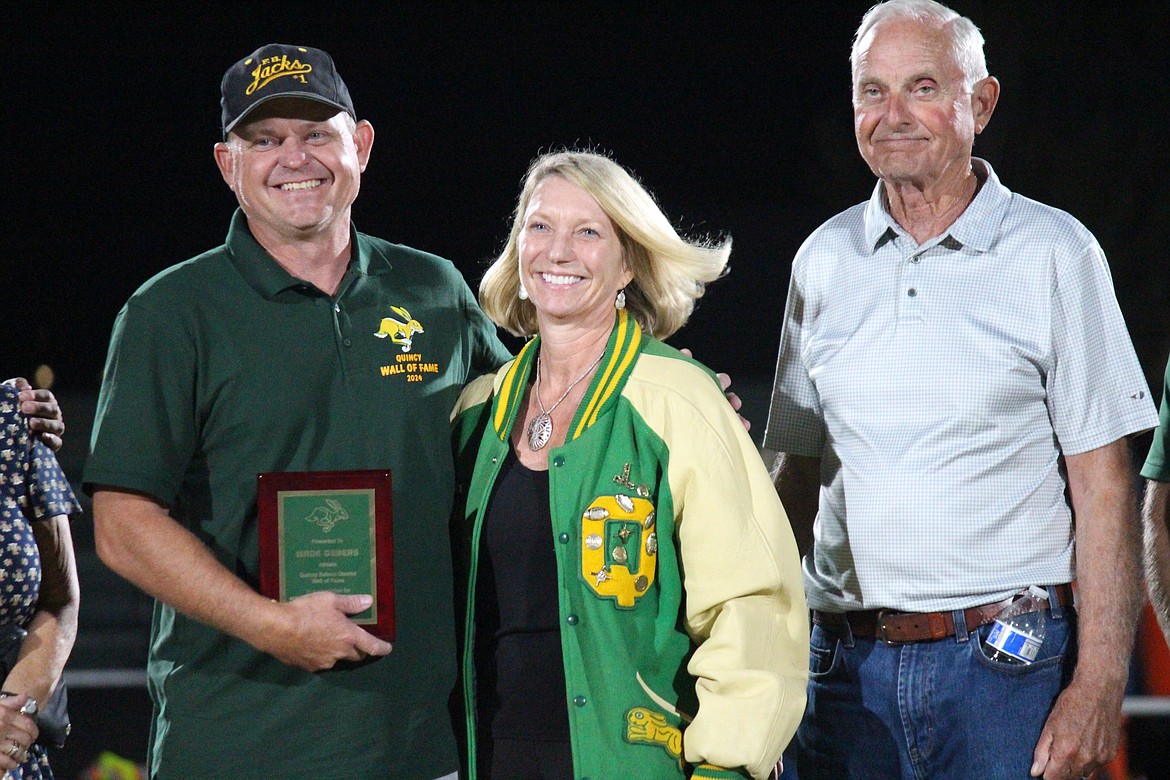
<box><xmin>527</xmin><ymin>351</ymin><xmax>606</xmax><ymax>451</ymax></box>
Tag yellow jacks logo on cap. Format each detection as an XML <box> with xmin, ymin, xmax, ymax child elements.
<box><xmin>245</xmin><ymin>48</ymin><xmax>313</xmax><ymax>96</ymax></box>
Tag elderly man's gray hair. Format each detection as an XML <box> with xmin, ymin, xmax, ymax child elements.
<box><xmin>851</xmin><ymin>0</ymin><xmax>989</xmax><ymax>90</ymax></box>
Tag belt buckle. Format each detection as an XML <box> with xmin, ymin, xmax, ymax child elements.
<box><xmin>875</xmin><ymin>609</ymin><xmax>907</xmax><ymax>645</ymax></box>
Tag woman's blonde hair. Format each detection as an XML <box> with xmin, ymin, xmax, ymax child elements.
<box><xmin>479</xmin><ymin>150</ymin><xmax>730</xmax><ymax>339</ymax></box>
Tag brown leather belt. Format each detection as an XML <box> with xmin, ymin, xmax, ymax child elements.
<box><xmin>812</xmin><ymin>583</ymin><xmax>1074</xmax><ymax>645</ymax></box>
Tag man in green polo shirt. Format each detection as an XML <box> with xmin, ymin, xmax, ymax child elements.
<box><xmin>84</xmin><ymin>44</ymin><xmax>511</xmax><ymax>780</ymax></box>
<box><xmin>1142</xmin><ymin>355</ymin><xmax>1170</xmax><ymax>646</ymax></box>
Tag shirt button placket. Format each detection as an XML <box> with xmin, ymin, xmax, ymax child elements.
<box><xmin>902</xmin><ymin>252</ymin><xmax>923</xmax><ymax>319</ymax></box>
<box><xmin>332</xmin><ymin>301</ymin><xmax>353</xmax><ymax>350</ymax></box>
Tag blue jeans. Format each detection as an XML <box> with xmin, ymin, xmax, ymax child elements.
<box><xmin>787</xmin><ymin>602</ymin><xmax>1076</xmax><ymax>780</ymax></box>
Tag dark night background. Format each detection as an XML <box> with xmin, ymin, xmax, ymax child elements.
<box><xmin>5</xmin><ymin>1</ymin><xmax>1169</xmax><ymax>775</ymax></box>
<box><xmin>9</xmin><ymin>2</ymin><xmax>1168</xmax><ymax>396</ymax></box>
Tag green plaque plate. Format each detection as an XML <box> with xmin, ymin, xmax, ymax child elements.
<box><xmin>257</xmin><ymin>470</ymin><xmax>394</xmax><ymax>640</ymax></box>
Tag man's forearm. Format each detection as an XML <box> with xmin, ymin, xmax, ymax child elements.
<box><xmin>92</xmin><ymin>489</ymin><xmax>284</xmax><ymax>652</ymax></box>
<box><xmin>91</xmin><ymin>488</ymin><xmax>393</xmax><ymax>671</ymax></box>
<box><xmin>1142</xmin><ymin>479</ymin><xmax>1170</xmax><ymax>646</ymax></box>
<box><xmin>1066</xmin><ymin>441</ymin><xmax>1141</xmax><ymax>695</ymax></box>
<box><xmin>1029</xmin><ymin>440</ymin><xmax>1141</xmax><ymax>778</ymax></box>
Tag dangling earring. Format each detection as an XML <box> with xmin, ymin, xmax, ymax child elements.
<box><xmin>615</xmin><ymin>288</ymin><xmax>626</xmax><ymax>310</ymax></box>
<box><xmin>519</xmin><ymin>282</ymin><xmax>529</xmax><ymax>301</ymax></box>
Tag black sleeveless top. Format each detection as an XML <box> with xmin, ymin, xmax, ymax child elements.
<box><xmin>475</xmin><ymin>449</ymin><xmax>571</xmax><ymax>742</ymax></box>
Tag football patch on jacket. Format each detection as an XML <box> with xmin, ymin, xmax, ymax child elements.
<box><xmin>580</xmin><ymin>474</ymin><xmax>657</xmax><ymax>608</ymax></box>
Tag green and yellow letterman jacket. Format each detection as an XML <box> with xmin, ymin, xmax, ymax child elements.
<box><xmin>451</xmin><ymin>310</ymin><xmax>808</xmax><ymax>780</ymax></box>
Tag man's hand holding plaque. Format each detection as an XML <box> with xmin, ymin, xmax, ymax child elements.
<box><xmin>257</xmin><ymin>470</ymin><xmax>397</xmax><ymax>647</ymax></box>
<box><xmin>254</xmin><ymin>591</ymin><xmax>392</xmax><ymax>671</ymax></box>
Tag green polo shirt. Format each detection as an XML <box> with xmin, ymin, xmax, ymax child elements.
<box><xmin>1142</xmin><ymin>357</ymin><xmax>1170</xmax><ymax>482</ymax></box>
<box><xmin>85</xmin><ymin>210</ymin><xmax>511</xmax><ymax>780</ymax></box>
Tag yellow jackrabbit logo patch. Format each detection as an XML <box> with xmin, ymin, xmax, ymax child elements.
<box><xmin>625</xmin><ymin>707</ymin><xmax>682</xmax><ymax>762</ymax></box>
<box><xmin>374</xmin><ymin>306</ymin><xmax>424</xmax><ymax>352</ymax></box>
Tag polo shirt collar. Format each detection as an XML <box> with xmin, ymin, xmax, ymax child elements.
<box><xmin>862</xmin><ymin>157</ymin><xmax>1012</xmax><ymax>254</ymax></box>
<box><xmin>945</xmin><ymin>158</ymin><xmax>1011</xmax><ymax>252</ymax></box>
<box><xmin>225</xmin><ymin>209</ymin><xmax>393</xmax><ymax>299</ymax></box>
<box><xmin>863</xmin><ymin>182</ymin><xmax>899</xmax><ymax>251</ymax></box>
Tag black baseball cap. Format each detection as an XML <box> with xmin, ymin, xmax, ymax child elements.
<box><xmin>220</xmin><ymin>44</ymin><xmax>355</xmax><ymax>137</ymax></box>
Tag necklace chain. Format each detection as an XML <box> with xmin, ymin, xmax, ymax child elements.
<box><xmin>526</xmin><ymin>351</ymin><xmax>606</xmax><ymax>451</ymax></box>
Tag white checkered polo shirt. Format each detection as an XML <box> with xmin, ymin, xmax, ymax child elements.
<box><xmin>764</xmin><ymin>159</ymin><xmax>1158</xmax><ymax>612</ymax></box>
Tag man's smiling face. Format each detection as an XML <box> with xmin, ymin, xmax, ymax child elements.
<box><xmin>216</xmin><ymin>98</ymin><xmax>372</xmax><ymax>244</ymax></box>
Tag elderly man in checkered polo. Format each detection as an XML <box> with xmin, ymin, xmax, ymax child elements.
<box><xmin>763</xmin><ymin>2</ymin><xmax>1157</xmax><ymax>779</ymax></box>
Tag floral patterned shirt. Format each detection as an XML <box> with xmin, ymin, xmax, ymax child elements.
<box><xmin>0</xmin><ymin>384</ymin><xmax>80</xmax><ymax>629</ymax></box>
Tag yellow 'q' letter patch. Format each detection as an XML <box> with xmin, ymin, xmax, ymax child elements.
<box><xmin>580</xmin><ymin>493</ymin><xmax>657</xmax><ymax>608</ymax></box>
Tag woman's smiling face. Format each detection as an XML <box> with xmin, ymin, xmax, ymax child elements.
<box><xmin>518</xmin><ymin>174</ymin><xmax>633</xmax><ymax>332</ymax></box>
